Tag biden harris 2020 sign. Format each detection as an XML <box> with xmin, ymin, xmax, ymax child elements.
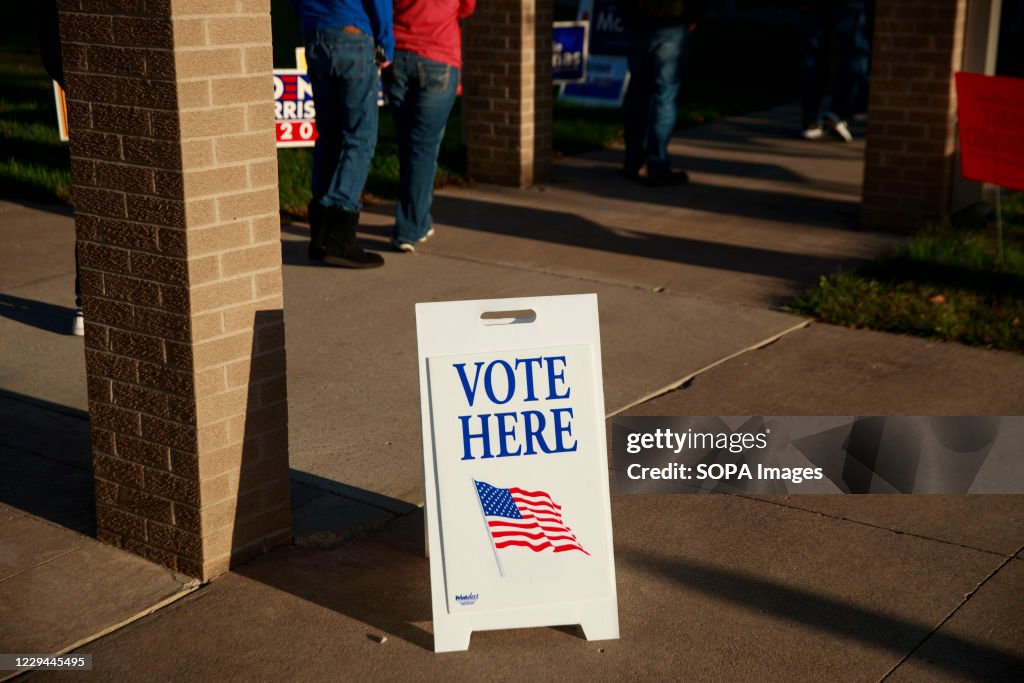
<box><xmin>416</xmin><ymin>295</ymin><xmax>619</xmax><ymax>652</ymax></box>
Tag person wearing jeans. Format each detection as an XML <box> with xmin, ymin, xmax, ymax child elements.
<box><xmin>800</xmin><ymin>1</ymin><xmax>870</xmax><ymax>142</ymax></box>
<box><xmin>620</xmin><ymin>1</ymin><xmax>705</xmax><ymax>186</ymax></box>
<box><xmin>294</xmin><ymin>0</ymin><xmax>393</xmax><ymax>268</ymax></box>
<box><xmin>384</xmin><ymin>0</ymin><xmax>476</xmax><ymax>252</ymax></box>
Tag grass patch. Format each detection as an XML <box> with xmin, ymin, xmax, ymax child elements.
<box><xmin>0</xmin><ymin>48</ymin><xmax>70</xmax><ymax>205</ymax></box>
<box><xmin>789</xmin><ymin>195</ymin><xmax>1024</xmax><ymax>352</ymax></box>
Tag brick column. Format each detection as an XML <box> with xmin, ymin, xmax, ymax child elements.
<box><xmin>60</xmin><ymin>0</ymin><xmax>290</xmax><ymax>580</ymax></box>
<box><xmin>463</xmin><ymin>0</ymin><xmax>553</xmax><ymax>186</ymax></box>
<box><xmin>862</xmin><ymin>0</ymin><xmax>968</xmax><ymax>232</ymax></box>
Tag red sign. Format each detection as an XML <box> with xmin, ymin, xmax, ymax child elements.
<box><xmin>955</xmin><ymin>72</ymin><xmax>1024</xmax><ymax>192</ymax></box>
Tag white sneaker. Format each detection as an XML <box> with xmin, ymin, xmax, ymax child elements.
<box><xmin>802</xmin><ymin>125</ymin><xmax>824</xmax><ymax>140</ymax></box>
<box><xmin>823</xmin><ymin>112</ymin><xmax>853</xmax><ymax>142</ymax></box>
<box><xmin>72</xmin><ymin>308</ymin><xmax>84</xmax><ymax>336</ymax></box>
<box><xmin>391</xmin><ymin>227</ymin><xmax>434</xmax><ymax>253</ymax></box>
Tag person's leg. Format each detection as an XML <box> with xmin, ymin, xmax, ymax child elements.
<box><xmin>305</xmin><ymin>28</ymin><xmax>383</xmax><ymax>268</ymax></box>
<box><xmin>800</xmin><ymin>8</ymin><xmax>828</xmax><ymax>132</ymax></box>
<box><xmin>306</xmin><ymin>35</ymin><xmax>342</xmax><ymax>206</ymax></box>
<box><xmin>831</xmin><ymin>2</ymin><xmax>869</xmax><ymax>123</ymax></box>
<box><xmin>385</xmin><ymin>52</ymin><xmax>415</xmax><ymax>244</ymax></box>
<box><xmin>623</xmin><ymin>29</ymin><xmax>653</xmax><ymax>177</ymax></box>
<box><xmin>72</xmin><ymin>244</ymin><xmax>83</xmax><ymax>336</ymax></box>
<box><xmin>392</xmin><ymin>54</ymin><xmax>459</xmax><ymax>247</ymax></box>
<box><xmin>317</xmin><ymin>30</ymin><xmax>379</xmax><ymax>212</ymax></box>
<box><xmin>645</xmin><ymin>25</ymin><xmax>686</xmax><ymax>174</ymax></box>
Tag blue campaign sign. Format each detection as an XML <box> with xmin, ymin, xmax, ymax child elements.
<box><xmin>553</xmin><ymin>21</ymin><xmax>588</xmax><ymax>83</ymax></box>
<box><xmin>558</xmin><ymin>54</ymin><xmax>630</xmax><ymax>108</ymax></box>
<box><xmin>585</xmin><ymin>0</ymin><xmax>628</xmax><ymax>58</ymax></box>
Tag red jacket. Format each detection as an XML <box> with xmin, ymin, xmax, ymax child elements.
<box><xmin>393</xmin><ymin>0</ymin><xmax>475</xmax><ymax>69</ymax></box>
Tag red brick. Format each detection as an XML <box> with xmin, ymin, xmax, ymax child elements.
<box><xmin>113</xmin><ymin>16</ymin><xmax>174</xmax><ymax>48</ymax></box>
<box><xmin>148</xmin><ymin>521</ymin><xmax>202</xmax><ymax>559</ymax></box>
<box><xmin>131</xmin><ymin>253</ymin><xmax>189</xmax><ymax>286</ymax></box>
<box><xmin>96</xmin><ymin>504</ymin><xmax>147</xmax><ymax>542</ymax></box>
<box><xmin>141</xmin><ymin>414</ymin><xmax>199</xmax><ymax>452</ymax></box>
<box><xmin>92</xmin><ymin>105</ymin><xmax>149</xmax><ymax>136</ymax></box>
<box><xmin>86</xmin><ymin>349</ymin><xmax>140</xmax><ymax>383</ymax></box>
<box><xmin>122</xmin><ymin>136</ymin><xmax>183</xmax><ymax>170</ymax></box>
<box><xmin>74</xmin><ymin>187</ymin><xmax>128</xmax><ymax>218</ymax></box>
<box><xmin>145</xmin><ymin>469</ymin><xmax>201</xmax><ymax>505</ymax></box>
<box><xmin>94</xmin><ymin>454</ymin><xmax>145</xmax><ymax>488</ymax></box>
<box><xmin>139</xmin><ymin>362</ymin><xmax>194</xmax><ymax>396</ymax></box>
<box><xmin>87</xmin><ymin>45</ymin><xmax>147</xmax><ymax>77</ymax></box>
<box><xmin>105</xmin><ymin>273</ymin><xmax>161</xmax><ymax>306</ymax></box>
<box><xmin>109</xmin><ymin>329</ymin><xmax>165</xmax><ymax>364</ymax></box>
<box><xmin>116</xmin><ymin>434</ymin><xmax>171</xmax><ymax>469</ymax></box>
<box><xmin>96</xmin><ymin>163</ymin><xmax>154</xmax><ymax>195</ymax></box>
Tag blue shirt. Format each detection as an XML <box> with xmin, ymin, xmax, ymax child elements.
<box><xmin>293</xmin><ymin>0</ymin><xmax>395</xmax><ymax>61</ymax></box>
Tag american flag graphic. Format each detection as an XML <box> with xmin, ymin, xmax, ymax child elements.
<box><xmin>474</xmin><ymin>480</ymin><xmax>589</xmax><ymax>556</ymax></box>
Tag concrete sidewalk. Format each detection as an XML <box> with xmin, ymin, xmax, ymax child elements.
<box><xmin>2</xmin><ymin>106</ymin><xmax>1023</xmax><ymax>680</ymax></box>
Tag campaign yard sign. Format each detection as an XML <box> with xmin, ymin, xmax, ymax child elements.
<box><xmin>560</xmin><ymin>0</ymin><xmax>629</xmax><ymax>107</ymax></box>
<box><xmin>955</xmin><ymin>72</ymin><xmax>1024</xmax><ymax>192</ymax></box>
<box><xmin>583</xmin><ymin>0</ymin><xmax>628</xmax><ymax>58</ymax></box>
<box><xmin>274</xmin><ymin>69</ymin><xmax>318</xmax><ymax>147</ymax></box>
<box><xmin>553</xmin><ymin>21</ymin><xmax>589</xmax><ymax>83</ymax></box>
<box><xmin>416</xmin><ymin>295</ymin><xmax>619</xmax><ymax>652</ymax></box>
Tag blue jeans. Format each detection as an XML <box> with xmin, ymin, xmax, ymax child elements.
<box><xmin>305</xmin><ymin>29</ymin><xmax>379</xmax><ymax>212</ymax></box>
<box><xmin>624</xmin><ymin>25</ymin><xmax>688</xmax><ymax>174</ymax></box>
<box><xmin>801</xmin><ymin>3</ymin><xmax>870</xmax><ymax>128</ymax></box>
<box><xmin>383</xmin><ymin>51</ymin><xmax>459</xmax><ymax>244</ymax></box>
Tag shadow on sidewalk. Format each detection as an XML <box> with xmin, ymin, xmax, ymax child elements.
<box><xmin>0</xmin><ymin>390</ymin><xmax>95</xmax><ymax>534</ymax></box>
<box><xmin>429</xmin><ymin>195</ymin><xmax>861</xmax><ymax>283</ymax></box>
<box><xmin>234</xmin><ymin>508</ymin><xmax>437</xmax><ymax>651</ymax></box>
<box><xmin>620</xmin><ymin>550</ymin><xmax>1024</xmax><ymax>680</ymax></box>
<box><xmin>0</xmin><ymin>293</ymin><xmax>77</xmax><ymax>335</ymax></box>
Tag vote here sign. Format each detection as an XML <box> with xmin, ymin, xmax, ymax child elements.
<box><xmin>416</xmin><ymin>295</ymin><xmax>619</xmax><ymax>652</ymax></box>
<box><xmin>955</xmin><ymin>72</ymin><xmax>1024</xmax><ymax>192</ymax></box>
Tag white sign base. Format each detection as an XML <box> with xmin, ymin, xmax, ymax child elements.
<box><xmin>416</xmin><ymin>295</ymin><xmax>619</xmax><ymax>653</ymax></box>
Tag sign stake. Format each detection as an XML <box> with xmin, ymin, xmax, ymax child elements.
<box><xmin>996</xmin><ymin>185</ymin><xmax>1005</xmax><ymax>268</ymax></box>
<box><xmin>472</xmin><ymin>479</ymin><xmax>505</xmax><ymax>578</ymax></box>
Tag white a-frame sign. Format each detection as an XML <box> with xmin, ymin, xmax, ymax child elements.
<box><xmin>415</xmin><ymin>294</ymin><xmax>619</xmax><ymax>652</ymax></box>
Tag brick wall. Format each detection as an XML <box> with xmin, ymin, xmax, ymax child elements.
<box><xmin>862</xmin><ymin>0</ymin><xmax>968</xmax><ymax>231</ymax></box>
<box><xmin>59</xmin><ymin>0</ymin><xmax>289</xmax><ymax>580</ymax></box>
<box><xmin>463</xmin><ymin>0</ymin><xmax>553</xmax><ymax>186</ymax></box>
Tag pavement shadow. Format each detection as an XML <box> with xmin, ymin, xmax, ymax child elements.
<box><xmin>547</xmin><ymin>106</ymin><xmax>865</xmax><ymax>223</ymax></box>
<box><xmin>430</xmin><ymin>195</ymin><xmax>861</xmax><ymax>283</ymax></box>
<box><xmin>553</xmin><ymin>170</ymin><xmax>859</xmax><ymax>229</ymax></box>
<box><xmin>0</xmin><ymin>293</ymin><xmax>77</xmax><ymax>335</ymax></box>
<box><xmin>620</xmin><ymin>549</ymin><xmax>1024</xmax><ymax>680</ymax></box>
<box><xmin>278</xmin><ymin>222</ymin><xmax>390</xmax><ymax>267</ymax></box>
<box><xmin>0</xmin><ymin>195</ymin><xmax>76</xmax><ymax>218</ymax></box>
<box><xmin>0</xmin><ymin>390</ymin><xmax>95</xmax><ymax>534</ymax></box>
<box><xmin>234</xmin><ymin>508</ymin><xmax>436</xmax><ymax>651</ymax></box>
<box><xmin>228</xmin><ymin>308</ymin><xmax>293</xmax><ymax>573</ymax></box>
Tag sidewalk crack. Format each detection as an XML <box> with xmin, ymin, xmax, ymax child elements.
<box><xmin>737</xmin><ymin>495</ymin><xmax>1012</xmax><ymax>558</ymax></box>
<box><xmin>877</xmin><ymin>545</ymin><xmax>1024</xmax><ymax>682</ymax></box>
<box><xmin>0</xmin><ymin>546</ymin><xmax>82</xmax><ymax>584</ymax></box>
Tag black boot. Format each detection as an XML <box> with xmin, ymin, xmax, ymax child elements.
<box><xmin>307</xmin><ymin>200</ymin><xmax>326</xmax><ymax>261</ymax></box>
<box><xmin>323</xmin><ymin>206</ymin><xmax>384</xmax><ymax>269</ymax></box>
